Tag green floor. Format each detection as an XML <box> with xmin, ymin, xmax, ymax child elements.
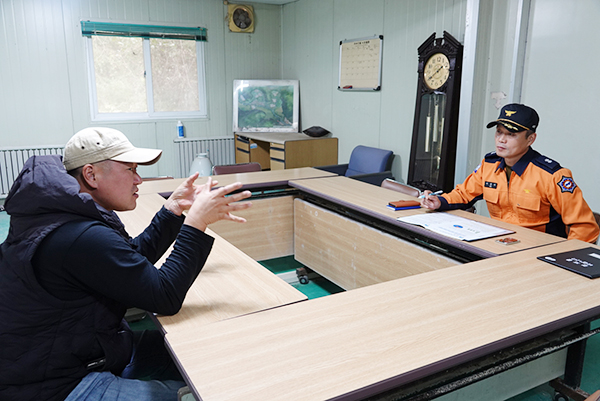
<box><xmin>258</xmin><ymin>255</ymin><xmax>345</xmax><ymax>299</ymax></box>
<box><xmin>1</xmin><ymin>210</ymin><xmax>599</xmax><ymax>400</ymax></box>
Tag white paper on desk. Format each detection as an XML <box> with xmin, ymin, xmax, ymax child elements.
<box><xmin>397</xmin><ymin>213</ymin><xmax>514</xmax><ymax>241</ymax></box>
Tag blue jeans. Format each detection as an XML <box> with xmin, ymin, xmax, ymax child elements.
<box><xmin>65</xmin><ymin>330</ymin><xmax>186</xmax><ymax>401</ymax></box>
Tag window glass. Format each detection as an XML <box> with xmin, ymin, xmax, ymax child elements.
<box><xmin>91</xmin><ymin>36</ymin><xmax>147</xmax><ymax>113</ymax></box>
<box><xmin>150</xmin><ymin>38</ymin><xmax>199</xmax><ymax>112</ymax></box>
<box><xmin>86</xmin><ymin>32</ymin><xmax>206</xmax><ymax>120</ymax></box>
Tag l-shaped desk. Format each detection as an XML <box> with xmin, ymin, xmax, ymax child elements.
<box><xmin>118</xmin><ymin>168</ymin><xmax>599</xmax><ymax>401</ymax></box>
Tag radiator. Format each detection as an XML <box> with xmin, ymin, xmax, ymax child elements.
<box><xmin>0</xmin><ymin>145</ymin><xmax>64</xmax><ymax>198</ymax></box>
<box><xmin>175</xmin><ymin>137</ymin><xmax>235</xmax><ymax>178</ymax></box>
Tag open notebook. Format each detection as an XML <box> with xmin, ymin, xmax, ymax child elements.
<box><xmin>397</xmin><ymin>212</ymin><xmax>514</xmax><ymax>242</ymax></box>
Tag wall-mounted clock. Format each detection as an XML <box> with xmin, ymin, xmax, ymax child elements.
<box><xmin>407</xmin><ymin>31</ymin><xmax>463</xmax><ymax>193</ymax></box>
<box><xmin>228</xmin><ymin>4</ymin><xmax>255</xmax><ymax>33</ymax></box>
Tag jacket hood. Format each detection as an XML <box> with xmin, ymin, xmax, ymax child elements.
<box><xmin>3</xmin><ymin>155</ymin><xmax>105</xmax><ymax>242</ymax></box>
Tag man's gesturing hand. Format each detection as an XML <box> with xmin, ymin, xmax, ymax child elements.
<box><xmin>164</xmin><ymin>172</ymin><xmax>200</xmax><ymax>216</ymax></box>
<box><xmin>183</xmin><ymin>177</ymin><xmax>252</xmax><ymax>232</ymax></box>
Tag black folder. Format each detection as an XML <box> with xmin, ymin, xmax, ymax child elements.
<box><xmin>537</xmin><ymin>247</ymin><xmax>600</xmax><ymax>279</ymax></box>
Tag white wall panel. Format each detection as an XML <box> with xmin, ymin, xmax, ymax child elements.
<box><xmin>0</xmin><ymin>0</ymin><xmax>284</xmax><ymax>179</ymax></box>
<box><xmin>330</xmin><ymin>0</ymin><xmax>385</xmax><ymax>164</ymax></box>
<box><xmin>223</xmin><ymin>3</ymin><xmax>283</xmax><ymax>136</ymax></box>
<box><xmin>478</xmin><ymin>0</ymin><xmax>520</xmax><ymax>161</ymax></box>
<box><xmin>4</xmin><ymin>0</ymin><xmax>599</xmax><ymax>212</ymax></box>
<box><xmin>522</xmin><ymin>0</ymin><xmax>600</xmax><ymax>212</ymax></box>
<box><xmin>0</xmin><ymin>0</ymin><xmax>73</xmax><ymax>146</ymax></box>
<box><xmin>379</xmin><ymin>0</ymin><xmax>466</xmax><ymax>182</ymax></box>
<box><xmin>282</xmin><ymin>0</ymin><xmax>335</xmax><ymax>134</ymax></box>
<box><xmin>283</xmin><ymin>0</ymin><xmax>467</xmax><ymax>182</ymax></box>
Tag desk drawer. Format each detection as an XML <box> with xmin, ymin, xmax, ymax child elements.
<box><xmin>235</xmin><ymin>136</ymin><xmax>250</xmax><ymax>152</ymax></box>
<box><xmin>270</xmin><ymin>146</ymin><xmax>285</xmax><ymax>161</ymax></box>
<box><xmin>236</xmin><ymin>147</ymin><xmax>250</xmax><ymax>163</ymax></box>
<box><xmin>270</xmin><ymin>158</ymin><xmax>285</xmax><ymax>170</ymax></box>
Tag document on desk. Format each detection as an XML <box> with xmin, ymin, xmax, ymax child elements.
<box><xmin>397</xmin><ymin>212</ymin><xmax>514</xmax><ymax>241</ymax></box>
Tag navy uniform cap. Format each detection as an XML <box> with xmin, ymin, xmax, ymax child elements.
<box><xmin>486</xmin><ymin>103</ymin><xmax>539</xmax><ymax>133</ymax></box>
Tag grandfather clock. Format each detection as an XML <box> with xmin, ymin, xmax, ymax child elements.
<box><xmin>407</xmin><ymin>31</ymin><xmax>463</xmax><ymax>193</ymax></box>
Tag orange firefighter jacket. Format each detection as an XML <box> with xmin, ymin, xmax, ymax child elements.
<box><xmin>439</xmin><ymin>147</ymin><xmax>599</xmax><ymax>243</ymax></box>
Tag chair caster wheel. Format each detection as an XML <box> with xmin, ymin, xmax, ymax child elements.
<box><xmin>296</xmin><ymin>267</ymin><xmax>309</xmax><ymax>285</ymax></box>
<box><xmin>553</xmin><ymin>392</ymin><xmax>569</xmax><ymax>401</ymax></box>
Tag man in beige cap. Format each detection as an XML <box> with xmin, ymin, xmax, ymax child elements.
<box><xmin>63</xmin><ymin>127</ymin><xmax>165</xmax><ymax>212</ymax></box>
<box><xmin>0</xmin><ymin>127</ymin><xmax>252</xmax><ymax>401</ymax></box>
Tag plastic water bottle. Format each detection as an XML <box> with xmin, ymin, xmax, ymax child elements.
<box><xmin>177</xmin><ymin>121</ymin><xmax>184</xmax><ymax>138</ymax></box>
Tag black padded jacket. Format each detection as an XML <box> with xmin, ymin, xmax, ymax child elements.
<box><xmin>0</xmin><ymin>155</ymin><xmax>213</xmax><ymax>401</ymax></box>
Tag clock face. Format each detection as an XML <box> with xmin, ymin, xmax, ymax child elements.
<box><xmin>233</xmin><ymin>8</ymin><xmax>252</xmax><ymax>29</ymax></box>
<box><xmin>424</xmin><ymin>53</ymin><xmax>450</xmax><ymax>90</ymax></box>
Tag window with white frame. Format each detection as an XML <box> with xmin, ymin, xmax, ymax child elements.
<box><xmin>81</xmin><ymin>21</ymin><xmax>207</xmax><ymax>121</ymax></box>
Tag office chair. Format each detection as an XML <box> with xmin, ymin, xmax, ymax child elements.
<box><xmin>317</xmin><ymin>145</ymin><xmax>394</xmax><ymax>185</ymax></box>
<box><xmin>212</xmin><ymin>162</ymin><xmax>262</xmax><ymax>175</ymax></box>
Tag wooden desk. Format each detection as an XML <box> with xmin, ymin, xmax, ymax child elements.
<box><xmin>290</xmin><ymin>176</ymin><xmax>566</xmax><ymax>290</ymax></box>
<box><xmin>121</xmin><ymin>170</ymin><xmax>591</xmax><ymax>400</ymax></box>
<box><xmin>136</xmin><ymin>167</ymin><xmax>337</xmax><ymax>196</ymax></box>
<box><xmin>136</xmin><ymin>168</ymin><xmax>337</xmax><ymax>261</ymax></box>
<box><xmin>135</xmin><ymin>168</ymin><xmax>337</xmax><ymax>261</ymax></box>
<box><xmin>210</xmin><ymin>195</ymin><xmax>296</xmax><ymax>261</ymax></box>
<box><xmin>116</xmin><ymin>193</ymin><xmax>307</xmax><ymax>332</ymax></box>
<box><xmin>290</xmin><ymin>176</ymin><xmax>566</xmax><ymax>258</ymax></box>
<box><xmin>234</xmin><ymin>132</ymin><xmax>338</xmax><ymax>170</ymax></box>
<box><xmin>165</xmin><ymin>240</ymin><xmax>600</xmax><ymax>401</ymax></box>
<box><xmin>294</xmin><ymin>198</ymin><xmax>460</xmax><ymax>289</ymax></box>
<box><xmin>130</xmin><ymin>174</ymin><xmax>565</xmax><ymax>294</ymax></box>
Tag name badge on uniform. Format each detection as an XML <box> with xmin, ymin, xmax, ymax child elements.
<box><xmin>485</xmin><ymin>181</ymin><xmax>497</xmax><ymax>189</ymax></box>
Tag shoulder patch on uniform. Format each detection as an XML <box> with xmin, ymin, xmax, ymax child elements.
<box><xmin>484</xmin><ymin>152</ymin><xmax>501</xmax><ymax>164</ymax></box>
<box><xmin>532</xmin><ymin>155</ymin><xmax>562</xmax><ymax>174</ymax></box>
<box><xmin>557</xmin><ymin>176</ymin><xmax>577</xmax><ymax>193</ymax></box>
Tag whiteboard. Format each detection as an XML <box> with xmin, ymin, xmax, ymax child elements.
<box><xmin>338</xmin><ymin>35</ymin><xmax>383</xmax><ymax>91</ymax></box>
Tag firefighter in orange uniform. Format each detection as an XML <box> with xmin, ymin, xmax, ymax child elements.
<box><xmin>420</xmin><ymin>103</ymin><xmax>599</xmax><ymax>243</ymax></box>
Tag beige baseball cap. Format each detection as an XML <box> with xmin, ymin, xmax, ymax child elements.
<box><xmin>63</xmin><ymin>127</ymin><xmax>162</xmax><ymax>171</ymax></box>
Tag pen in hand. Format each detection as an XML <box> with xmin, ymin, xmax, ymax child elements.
<box><xmin>418</xmin><ymin>190</ymin><xmax>443</xmax><ymax>199</ymax></box>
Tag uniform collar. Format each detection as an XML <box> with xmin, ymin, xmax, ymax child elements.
<box><xmin>496</xmin><ymin>147</ymin><xmax>538</xmax><ymax>176</ymax></box>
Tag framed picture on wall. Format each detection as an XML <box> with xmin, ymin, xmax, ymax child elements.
<box><xmin>233</xmin><ymin>79</ymin><xmax>299</xmax><ymax>132</ymax></box>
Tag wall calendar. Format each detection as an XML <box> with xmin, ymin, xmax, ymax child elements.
<box><xmin>338</xmin><ymin>35</ymin><xmax>383</xmax><ymax>91</ymax></box>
